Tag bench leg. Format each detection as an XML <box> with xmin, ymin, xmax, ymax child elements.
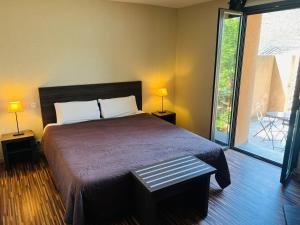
<box><xmin>134</xmin><ymin>183</ymin><xmax>159</xmax><ymax>225</ymax></box>
<box><xmin>188</xmin><ymin>176</ymin><xmax>211</xmax><ymax>218</ymax></box>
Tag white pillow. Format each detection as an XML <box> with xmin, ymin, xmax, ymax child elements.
<box><xmin>99</xmin><ymin>95</ymin><xmax>138</xmax><ymax>118</ymax></box>
<box><xmin>54</xmin><ymin>100</ymin><xmax>100</xmax><ymax>125</ymax></box>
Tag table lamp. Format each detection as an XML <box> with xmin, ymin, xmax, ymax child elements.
<box><xmin>158</xmin><ymin>88</ymin><xmax>168</xmax><ymax>113</ymax></box>
<box><xmin>8</xmin><ymin>101</ymin><xmax>24</xmax><ymax>136</ymax></box>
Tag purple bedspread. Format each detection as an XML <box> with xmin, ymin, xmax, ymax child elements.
<box><xmin>42</xmin><ymin>113</ymin><xmax>230</xmax><ymax>225</ymax></box>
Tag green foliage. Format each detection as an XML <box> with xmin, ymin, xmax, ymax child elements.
<box><xmin>216</xmin><ymin>17</ymin><xmax>240</xmax><ymax>132</ymax></box>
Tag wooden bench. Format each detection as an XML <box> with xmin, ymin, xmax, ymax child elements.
<box><xmin>131</xmin><ymin>155</ymin><xmax>216</xmax><ymax>225</ymax></box>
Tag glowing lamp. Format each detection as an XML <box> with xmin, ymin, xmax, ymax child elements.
<box><xmin>158</xmin><ymin>88</ymin><xmax>168</xmax><ymax>97</ymax></box>
<box><xmin>8</xmin><ymin>101</ymin><xmax>24</xmax><ymax>136</ymax></box>
<box><xmin>158</xmin><ymin>88</ymin><xmax>168</xmax><ymax>113</ymax></box>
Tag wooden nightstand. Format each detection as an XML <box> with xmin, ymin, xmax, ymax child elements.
<box><xmin>152</xmin><ymin>111</ymin><xmax>176</xmax><ymax>125</ymax></box>
<box><xmin>1</xmin><ymin>130</ymin><xmax>37</xmax><ymax>169</ymax></box>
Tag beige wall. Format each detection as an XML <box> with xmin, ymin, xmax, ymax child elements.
<box><xmin>251</xmin><ymin>56</ymin><xmax>274</xmax><ymax>117</ymax></box>
<box><xmin>235</xmin><ymin>14</ymin><xmax>262</xmax><ymax>145</ymax></box>
<box><xmin>0</xmin><ymin>0</ymin><xmax>177</xmax><ymax>159</ymax></box>
<box><xmin>1</xmin><ymin>0</ymin><xmax>230</xmax><ymax>160</ymax></box>
<box><xmin>0</xmin><ymin>1</ymin><xmax>177</xmax><ymax>139</ymax></box>
<box><xmin>268</xmin><ymin>58</ymin><xmax>286</xmax><ymax>112</ymax></box>
<box><xmin>175</xmin><ymin>0</ymin><xmax>227</xmax><ymax>137</ymax></box>
<box><xmin>251</xmin><ymin>55</ymin><xmax>298</xmax><ymax>118</ymax></box>
<box><xmin>268</xmin><ymin>55</ymin><xmax>298</xmax><ymax>112</ymax></box>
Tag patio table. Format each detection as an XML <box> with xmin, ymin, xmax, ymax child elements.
<box><xmin>265</xmin><ymin>112</ymin><xmax>291</xmax><ymax>122</ymax></box>
<box><xmin>265</xmin><ymin>112</ymin><xmax>291</xmax><ymax>150</ymax></box>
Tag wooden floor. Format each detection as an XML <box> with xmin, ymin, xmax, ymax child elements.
<box><xmin>1</xmin><ymin>150</ymin><xmax>300</xmax><ymax>225</ymax></box>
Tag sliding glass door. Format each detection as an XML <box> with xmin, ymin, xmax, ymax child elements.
<box><xmin>211</xmin><ymin>9</ymin><xmax>244</xmax><ymax>146</ymax></box>
<box><xmin>281</xmin><ymin>62</ymin><xmax>300</xmax><ymax>184</ymax></box>
<box><xmin>211</xmin><ymin>5</ymin><xmax>300</xmax><ymax>185</ymax></box>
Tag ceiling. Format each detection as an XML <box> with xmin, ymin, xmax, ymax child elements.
<box><xmin>109</xmin><ymin>0</ymin><xmax>213</xmax><ymax>8</ymax></box>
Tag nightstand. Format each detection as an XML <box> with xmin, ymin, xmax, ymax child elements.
<box><xmin>1</xmin><ymin>130</ymin><xmax>37</xmax><ymax>169</ymax></box>
<box><xmin>152</xmin><ymin>111</ymin><xmax>176</xmax><ymax>125</ymax></box>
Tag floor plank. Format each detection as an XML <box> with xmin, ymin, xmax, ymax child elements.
<box><xmin>1</xmin><ymin>150</ymin><xmax>299</xmax><ymax>225</ymax></box>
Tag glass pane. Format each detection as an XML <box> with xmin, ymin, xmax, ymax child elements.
<box><xmin>281</xmin><ymin>108</ymin><xmax>300</xmax><ymax>183</ymax></box>
<box><xmin>213</xmin><ymin>11</ymin><xmax>242</xmax><ymax>145</ymax></box>
<box><xmin>234</xmin><ymin>10</ymin><xmax>300</xmax><ymax>165</ymax></box>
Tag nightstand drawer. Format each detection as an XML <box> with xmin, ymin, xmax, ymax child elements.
<box><xmin>1</xmin><ymin>130</ymin><xmax>36</xmax><ymax>169</ymax></box>
<box><xmin>5</xmin><ymin>139</ymin><xmax>33</xmax><ymax>154</ymax></box>
<box><xmin>152</xmin><ymin>111</ymin><xmax>176</xmax><ymax>125</ymax></box>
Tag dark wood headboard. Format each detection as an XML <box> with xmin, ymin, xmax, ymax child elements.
<box><xmin>39</xmin><ymin>81</ymin><xmax>142</xmax><ymax>127</ymax></box>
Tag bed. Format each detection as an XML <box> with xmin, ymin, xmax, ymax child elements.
<box><xmin>39</xmin><ymin>81</ymin><xmax>231</xmax><ymax>225</ymax></box>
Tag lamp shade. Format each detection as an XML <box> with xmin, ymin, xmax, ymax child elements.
<box><xmin>158</xmin><ymin>88</ymin><xmax>168</xmax><ymax>97</ymax></box>
<box><xmin>8</xmin><ymin>101</ymin><xmax>23</xmax><ymax>113</ymax></box>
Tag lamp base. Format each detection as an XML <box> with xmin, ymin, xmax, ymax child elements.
<box><xmin>158</xmin><ymin>111</ymin><xmax>167</xmax><ymax>114</ymax></box>
<box><xmin>13</xmin><ymin>132</ymin><xmax>24</xmax><ymax>137</ymax></box>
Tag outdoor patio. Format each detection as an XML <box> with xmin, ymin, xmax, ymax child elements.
<box><xmin>237</xmin><ymin>118</ymin><xmax>287</xmax><ymax>164</ymax></box>
<box><xmin>234</xmin><ymin>10</ymin><xmax>300</xmax><ymax>165</ymax></box>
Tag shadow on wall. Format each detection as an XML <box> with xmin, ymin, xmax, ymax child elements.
<box><xmin>251</xmin><ymin>54</ymin><xmax>299</xmax><ymax>117</ymax></box>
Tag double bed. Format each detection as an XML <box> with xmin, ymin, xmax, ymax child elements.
<box><xmin>39</xmin><ymin>81</ymin><xmax>231</xmax><ymax>225</ymax></box>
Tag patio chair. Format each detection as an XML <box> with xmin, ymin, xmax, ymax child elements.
<box><xmin>253</xmin><ymin>102</ymin><xmax>272</xmax><ymax>141</ymax></box>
